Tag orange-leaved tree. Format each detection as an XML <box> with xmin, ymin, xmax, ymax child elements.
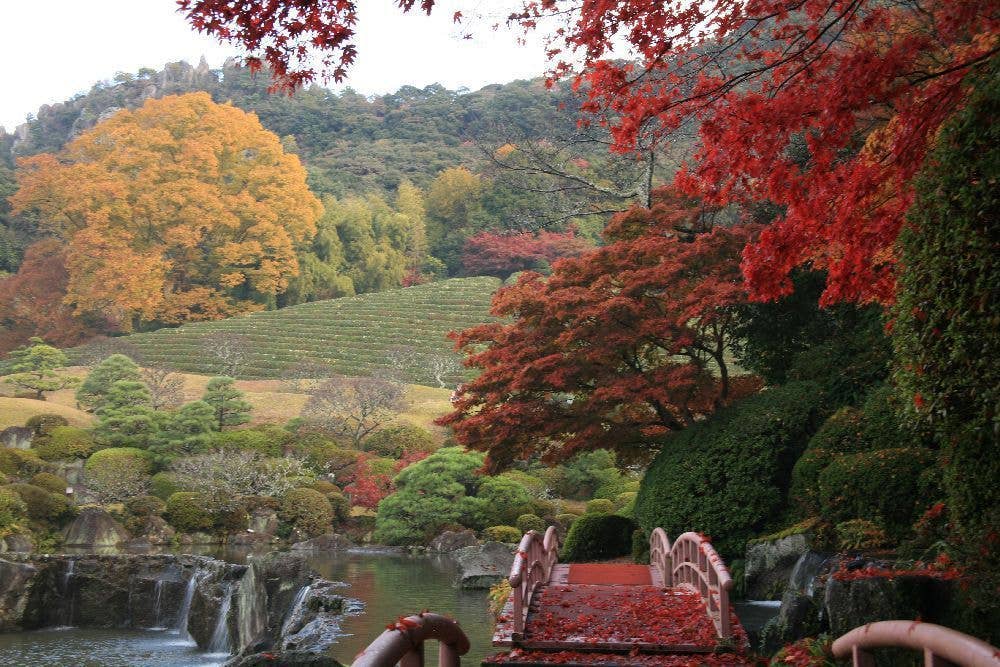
<box><xmin>10</xmin><ymin>92</ymin><xmax>323</xmax><ymax>331</ymax></box>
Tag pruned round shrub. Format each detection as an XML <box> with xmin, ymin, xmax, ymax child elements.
<box><xmin>84</xmin><ymin>447</ymin><xmax>152</xmax><ymax>502</ymax></box>
<box><xmin>280</xmin><ymin>487</ymin><xmax>334</xmax><ymax>537</ymax></box>
<box><xmin>165</xmin><ymin>492</ymin><xmax>213</xmax><ymax>533</ymax></box>
<box><xmin>556</xmin><ymin>513</ymin><xmax>578</xmax><ymax>529</ymax></box>
<box><xmin>242</xmin><ymin>495</ymin><xmax>281</xmax><ymax>513</ymax></box>
<box><xmin>615</xmin><ymin>492</ymin><xmax>638</xmax><ymax>518</ymax></box>
<box><xmin>32</xmin><ymin>426</ymin><xmax>97</xmax><ymax>461</ymax></box>
<box><xmin>5</xmin><ymin>483</ymin><xmax>71</xmax><ymax>523</ymax></box>
<box><xmin>0</xmin><ymin>487</ymin><xmax>28</xmax><ymax>531</ymax></box>
<box><xmin>476</xmin><ymin>475</ymin><xmax>533</xmax><ymax>528</ymax></box>
<box><xmin>516</xmin><ymin>513</ymin><xmax>546</xmax><ymax>534</ymax></box>
<box><xmin>125</xmin><ymin>494</ymin><xmax>166</xmax><ymax>518</ymax></box>
<box><xmin>207</xmin><ymin>427</ymin><xmax>287</xmax><ymax>458</ymax></box>
<box><xmin>25</xmin><ymin>414</ymin><xmax>69</xmax><ymax>435</ymax></box>
<box><xmin>818</xmin><ymin>447</ymin><xmax>936</xmax><ymax>538</ymax></box>
<box><xmin>586</xmin><ymin>499</ymin><xmax>614</xmax><ymax>515</ymax></box>
<box><xmin>635</xmin><ymin>381</ymin><xmax>825</xmax><ymax>559</ymax></box>
<box><xmin>363</xmin><ymin>424</ymin><xmax>437</xmax><ymax>458</ymax></box>
<box><xmin>29</xmin><ymin>472</ymin><xmax>68</xmax><ymax>495</ymax></box>
<box><xmin>308</xmin><ymin>480</ymin><xmax>350</xmax><ymax>522</ymax></box>
<box><xmin>150</xmin><ymin>472</ymin><xmax>181</xmax><ymax>500</ymax></box>
<box><xmin>483</xmin><ymin>525</ymin><xmax>522</xmax><ymax>543</ymax></box>
<box><xmin>562</xmin><ymin>514</ymin><xmax>637</xmax><ymax>562</ymax></box>
<box><xmin>0</xmin><ymin>448</ymin><xmax>45</xmax><ymax>477</ymax></box>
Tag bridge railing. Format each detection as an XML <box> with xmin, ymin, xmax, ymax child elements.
<box><xmin>353</xmin><ymin>612</ymin><xmax>471</xmax><ymax>667</ymax></box>
<box><xmin>832</xmin><ymin>620</ymin><xmax>1000</xmax><ymax>667</ymax></box>
<box><xmin>650</xmin><ymin>529</ymin><xmax>732</xmax><ymax>639</ymax></box>
<box><xmin>509</xmin><ymin>526</ymin><xmax>560</xmax><ymax>637</ymax></box>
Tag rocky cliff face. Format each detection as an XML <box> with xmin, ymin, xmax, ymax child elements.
<box><xmin>0</xmin><ymin>551</ymin><xmax>362</xmax><ymax>660</ymax></box>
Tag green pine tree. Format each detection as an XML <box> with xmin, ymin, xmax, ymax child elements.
<box><xmin>76</xmin><ymin>354</ymin><xmax>142</xmax><ymax>410</ymax></box>
<box><xmin>202</xmin><ymin>376</ymin><xmax>252</xmax><ymax>431</ymax></box>
<box><xmin>4</xmin><ymin>337</ymin><xmax>77</xmax><ymax>399</ymax></box>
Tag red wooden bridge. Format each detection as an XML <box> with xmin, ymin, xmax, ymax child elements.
<box><xmin>354</xmin><ymin>525</ymin><xmax>1000</xmax><ymax>667</ymax></box>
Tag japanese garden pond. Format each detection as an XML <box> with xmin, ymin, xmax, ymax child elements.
<box><xmin>0</xmin><ymin>548</ymin><xmax>777</xmax><ymax>666</ymax></box>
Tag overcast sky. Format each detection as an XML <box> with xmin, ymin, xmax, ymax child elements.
<box><xmin>0</xmin><ymin>0</ymin><xmax>551</xmax><ymax>131</ymax></box>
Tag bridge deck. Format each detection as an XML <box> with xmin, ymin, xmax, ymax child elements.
<box><xmin>490</xmin><ymin>563</ymin><xmax>749</xmax><ymax>666</ymax></box>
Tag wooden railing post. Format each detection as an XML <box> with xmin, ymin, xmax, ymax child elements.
<box><xmin>508</xmin><ymin>527</ymin><xmax>561</xmax><ymax>639</ymax></box>
<box><xmin>353</xmin><ymin>613</ymin><xmax>470</xmax><ymax>667</ymax></box>
<box><xmin>653</xmin><ymin>530</ymin><xmax>733</xmax><ymax>641</ymax></box>
<box><xmin>832</xmin><ymin>620</ymin><xmax>1000</xmax><ymax>667</ymax></box>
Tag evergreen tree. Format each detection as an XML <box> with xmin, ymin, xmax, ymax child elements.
<box><xmin>76</xmin><ymin>354</ymin><xmax>142</xmax><ymax>411</ymax></box>
<box><xmin>94</xmin><ymin>379</ymin><xmax>157</xmax><ymax>448</ymax></box>
<box><xmin>3</xmin><ymin>337</ymin><xmax>77</xmax><ymax>399</ymax></box>
<box><xmin>202</xmin><ymin>376</ymin><xmax>252</xmax><ymax>431</ymax></box>
<box><xmin>150</xmin><ymin>400</ymin><xmax>216</xmax><ymax>462</ymax></box>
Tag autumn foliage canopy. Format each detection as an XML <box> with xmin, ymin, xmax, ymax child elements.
<box><xmin>440</xmin><ymin>190</ymin><xmax>761</xmax><ymax>469</ymax></box>
<box><xmin>461</xmin><ymin>228</ymin><xmax>591</xmax><ymax>278</ymax></box>
<box><xmin>10</xmin><ymin>93</ymin><xmax>322</xmax><ymax>331</ymax></box>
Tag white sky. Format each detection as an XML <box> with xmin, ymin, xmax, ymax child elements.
<box><xmin>0</xmin><ymin>0</ymin><xmax>551</xmax><ymax>132</ymax></box>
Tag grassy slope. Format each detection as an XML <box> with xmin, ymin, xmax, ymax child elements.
<box><xmin>74</xmin><ymin>277</ymin><xmax>501</xmax><ymax>386</ymax></box>
<box><xmin>0</xmin><ymin>397</ymin><xmax>94</xmax><ymax>429</ymax></box>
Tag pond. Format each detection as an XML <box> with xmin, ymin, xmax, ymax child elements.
<box><xmin>0</xmin><ymin>550</ymin><xmax>497</xmax><ymax>667</ymax></box>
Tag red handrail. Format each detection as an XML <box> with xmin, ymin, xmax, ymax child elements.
<box><xmin>649</xmin><ymin>529</ymin><xmax>733</xmax><ymax>639</ymax></box>
<box><xmin>353</xmin><ymin>612</ymin><xmax>471</xmax><ymax>667</ymax></box>
<box><xmin>509</xmin><ymin>526</ymin><xmax>560</xmax><ymax>637</ymax></box>
<box><xmin>832</xmin><ymin>621</ymin><xmax>1000</xmax><ymax>667</ymax></box>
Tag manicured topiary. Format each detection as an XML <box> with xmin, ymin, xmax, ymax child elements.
<box><xmin>556</xmin><ymin>513</ymin><xmax>578</xmax><ymax>529</ymax></box>
<box><xmin>24</xmin><ymin>414</ymin><xmax>69</xmax><ymax>435</ymax></box>
<box><xmin>29</xmin><ymin>472</ymin><xmax>68</xmax><ymax>495</ymax></box>
<box><xmin>206</xmin><ymin>427</ymin><xmax>287</xmax><ymax>457</ymax></box>
<box><xmin>5</xmin><ymin>483</ymin><xmax>71</xmax><ymax>523</ymax></box>
<box><xmin>125</xmin><ymin>494</ymin><xmax>166</xmax><ymax>518</ymax></box>
<box><xmin>561</xmin><ymin>514</ymin><xmax>637</xmax><ymax>562</ymax></box>
<box><xmin>0</xmin><ymin>448</ymin><xmax>45</xmax><ymax>477</ymax></box>
<box><xmin>0</xmin><ymin>487</ymin><xmax>28</xmax><ymax>531</ymax></box>
<box><xmin>483</xmin><ymin>525</ymin><xmax>522</xmax><ymax>543</ymax></box>
<box><xmin>84</xmin><ymin>447</ymin><xmax>152</xmax><ymax>502</ymax></box>
<box><xmin>818</xmin><ymin>447</ymin><xmax>936</xmax><ymax>538</ymax></box>
<box><xmin>634</xmin><ymin>381</ymin><xmax>825</xmax><ymax>560</ymax></box>
<box><xmin>586</xmin><ymin>499</ymin><xmax>614</xmax><ymax>515</ymax></box>
<box><xmin>363</xmin><ymin>424</ymin><xmax>437</xmax><ymax>458</ymax></box>
<box><xmin>476</xmin><ymin>475</ymin><xmax>533</xmax><ymax>528</ymax></box>
<box><xmin>150</xmin><ymin>472</ymin><xmax>181</xmax><ymax>500</ymax></box>
<box><xmin>166</xmin><ymin>492</ymin><xmax>214</xmax><ymax>533</ymax></box>
<box><xmin>280</xmin><ymin>487</ymin><xmax>334</xmax><ymax>537</ymax></box>
<box><xmin>516</xmin><ymin>513</ymin><xmax>547</xmax><ymax>534</ymax></box>
<box><xmin>32</xmin><ymin>426</ymin><xmax>98</xmax><ymax>461</ymax></box>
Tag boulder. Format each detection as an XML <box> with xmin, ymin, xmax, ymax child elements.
<box><xmin>230</xmin><ymin>531</ymin><xmax>274</xmax><ymax>547</ymax></box>
<box><xmin>745</xmin><ymin>532</ymin><xmax>812</xmax><ymax>600</ymax></box>
<box><xmin>226</xmin><ymin>652</ymin><xmax>345</xmax><ymax>667</ymax></box>
<box><xmin>249</xmin><ymin>509</ymin><xmax>279</xmax><ymax>536</ymax></box>
<box><xmin>136</xmin><ymin>515</ymin><xmax>175</xmax><ymax>545</ymax></box>
<box><xmin>824</xmin><ymin>573</ymin><xmax>955</xmax><ymax>636</ymax></box>
<box><xmin>429</xmin><ymin>529</ymin><xmax>479</xmax><ymax>553</ymax></box>
<box><xmin>1</xmin><ymin>533</ymin><xmax>33</xmax><ymax>553</ymax></box>
<box><xmin>0</xmin><ymin>559</ymin><xmax>38</xmax><ymax>630</ymax></box>
<box><xmin>279</xmin><ymin>581</ymin><xmax>361</xmax><ymax>653</ymax></box>
<box><xmin>453</xmin><ymin>541</ymin><xmax>515</xmax><ymax>589</ymax></box>
<box><xmin>0</xmin><ymin>426</ymin><xmax>32</xmax><ymax>450</ymax></box>
<box><xmin>290</xmin><ymin>534</ymin><xmax>354</xmax><ymax>552</ymax></box>
<box><xmin>63</xmin><ymin>508</ymin><xmax>129</xmax><ymax>547</ymax></box>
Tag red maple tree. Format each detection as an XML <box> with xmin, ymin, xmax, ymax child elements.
<box><xmin>180</xmin><ymin>1</ymin><xmax>998</xmax><ymax>305</ymax></box>
<box><xmin>438</xmin><ymin>189</ymin><xmax>761</xmax><ymax>470</ymax></box>
<box><xmin>461</xmin><ymin>228</ymin><xmax>591</xmax><ymax>278</ymax></box>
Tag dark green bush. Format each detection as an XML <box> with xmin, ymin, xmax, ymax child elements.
<box><xmin>363</xmin><ymin>424</ymin><xmax>437</xmax><ymax>458</ymax></box>
<box><xmin>165</xmin><ymin>492</ymin><xmax>214</xmax><ymax>533</ymax></box>
<box><xmin>634</xmin><ymin>381</ymin><xmax>825</xmax><ymax>560</ymax></box>
<box><xmin>0</xmin><ymin>448</ymin><xmax>45</xmax><ymax>477</ymax></box>
<box><xmin>32</xmin><ymin>426</ymin><xmax>97</xmax><ymax>461</ymax></box>
<box><xmin>516</xmin><ymin>513</ymin><xmax>546</xmax><ymax>534</ymax></box>
<box><xmin>24</xmin><ymin>414</ymin><xmax>69</xmax><ymax>435</ymax></box>
<box><xmin>308</xmin><ymin>480</ymin><xmax>349</xmax><ymax>522</ymax></box>
<box><xmin>555</xmin><ymin>513</ymin><xmax>578</xmax><ymax>529</ymax></box>
<box><xmin>125</xmin><ymin>494</ymin><xmax>166</xmax><ymax>517</ymax></box>
<box><xmin>5</xmin><ymin>483</ymin><xmax>71</xmax><ymax>523</ymax></box>
<box><xmin>150</xmin><ymin>472</ymin><xmax>181</xmax><ymax>500</ymax></box>
<box><xmin>631</xmin><ymin>528</ymin><xmax>649</xmax><ymax>563</ymax></box>
<box><xmin>207</xmin><ymin>427</ymin><xmax>287</xmax><ymax>457</ymax></box>
<box><xmin>818</xmin><ymin>447</ymin><xmax>936</xmax><ymax>538</ymax></box>
<box><xmin>280</xmin><ymin>487</ymin><xmax>334</xmax><ymax>537</ymax></box>
<box><xmin>562</xmin><ymin>514</ymin><xmax>637</xmax><ymax>562</ymax></box>
<box><xmin>483</xmin><ymin>525</ymin><xmax>522</xmax><ymax>543</ymax></box>
<box><xmin>476</xmin><ymin>476</ymin><xmax>533</xmax><ymax>527</ymax></box>
<box><xmin>29</xmin><ymin>472</ymin><xmax>67</xmax><ymax>494</ymax></box>
<box><xmin>0</xmin><ymin>487</ymin><xmax>27</xmax><ymax>531</ymax></box>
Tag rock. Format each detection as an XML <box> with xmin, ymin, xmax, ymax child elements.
<box><xmin>745</xmin><ymin>532</ymin><xmax>812</xmax><ymax>600</ymax></box>
<box><xmin>62</xmin><ymin>508</ymin><xmax>130</xmax><ymax>547</ymax></box>
<box><xmin>226</xmin><ymin>652</ymin><xmax>345</xmax><ymax>666</ymax></box>
<box><xmin>454</xmin><ymin>541</ymin><xmax>515</xmax><ymax>589</ymax></box>
<box><xmin>136</xmin><ymin>516</ymin><xmax>175</xmax><ymax>545</ymax></box>
<box><xmin>230</xmin><ymin>531</ymin><xmax>274</xmax><ymax>546</ymax></box>
<box><xmin>823</xmin><ymin>573</ymin><xmax>955</xmax><ymax>636</ymax></box>
<box><xmin>0</xmin><ymin>559</ymin><xmax>38</xmax><ymax>630</ymax></box>
<box><xmin>2</xmin><ymin>534</ymin><xmax>33</xmax><ymax>553</ymax></box>
<box><xmin>429</xmin><ymin>529</ymin><xmax>479</xmax><ymax>552</ymax></box>
<box><xmin>290</xmin><ymin>534</ymin><xmax>354</xmax><ymax>551</ymax></box>
<box><xmin>249</xmin><ymin>509</ymin><xmax>279</xmax><ymax>536</ymax></box>
<box><xmin>0</xmin><ymin>426</ymin><xmax>33</xmax><ymax>450</ymax></box>
<box><xmin>179</xmin><ymin>531</ymin><xmax>221</xmax><ymax>545</ymax></box>
<box><xmin>279</xmin><ymin>581</ymin><xmax>361</xmax><ymax>654</ymax></box>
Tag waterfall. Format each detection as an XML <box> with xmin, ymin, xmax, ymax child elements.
<box><xmin>207</xmin><ymin>583</ymin><xmax>234</xmax><ymax>654</ymax></box>
<box><xmin>173</xmin><ymin>572</ymin><xmax>199</xmax><ymax>637</ymax></box>
<box><xmin>788</xmin><ymin>551</ymin><xmax>828</xmax><ymax>597</ymax></box>
<box><xmin>152</xmin><ymin>579</ymin><xmax>164</xmax><ymax>629</ymax></box>
<box><xmin>61</xmin><ymin>559</ymin><xmax>76</xmax><ymax>626</ymax></box>
<box><xmin>280</xmin><ymin>583</ymin><xmax>312</xmax><ymax>640</ymax></box>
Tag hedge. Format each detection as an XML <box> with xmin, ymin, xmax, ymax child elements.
<box><xmin>5</xmin><ymin>483</ymin><xmax>71</xmax><ymax>523</ymax></box>
<box><xmin>0</xmin><ymin>448</ymin><xmax>45</xmax><ymax>477</ymax></box>
<box><xmin>33</xmin><ymin>426</ymin><xmax>98</xmax><ymax>461</ymax></box>
<box><xmin>586</xmin><ymin>499</ymin><xmax>614</xmax><ymax>515</ymax></box>
<box><xmin>280</xmin><ymin>487</ymin><xmax>334</xmax><ymax>537</ymax></box>
<box><xmin>634</xmin><ymin>381</ymin><xmax>825</xmax><ymax>560</ymax></box>
<box><xmin>165</xmin><ymin>492</ymin><xmax>213</xmax><ymax>533</ymax></box>
<box><xmin>562</xmin><ymin>514</ymin><xmax>637</xmax><ymax>562</ymax></box>
<box><xmin>84</xmin><ymin>447</ymin><xmax>152</xmax><ymax>502</ymax></box>
<box><xmin>483</xmin><ymin>525</ymin><xmax>522</xmax><ymax>543</ymax></box>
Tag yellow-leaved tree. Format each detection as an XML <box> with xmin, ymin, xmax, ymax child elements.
<box><xmin>10</xmin><ymin>92</ymin><xmax>323</xmax><ymax>330</ymax></box>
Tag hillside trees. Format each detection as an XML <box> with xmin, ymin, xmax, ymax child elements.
<box><xmin>3</xmin><ymin>338</ymin><xmax>78</xmax><ymax>399</ymax></box>
<box><xmin>440</xmin><ymin>189</ymin><xmax>761</xmax><ymax>469</ymax></box>
<box><xmin>9</xmin><ymin>92</ymin><xmax>323</xmax><ymax>331</ymax></box>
